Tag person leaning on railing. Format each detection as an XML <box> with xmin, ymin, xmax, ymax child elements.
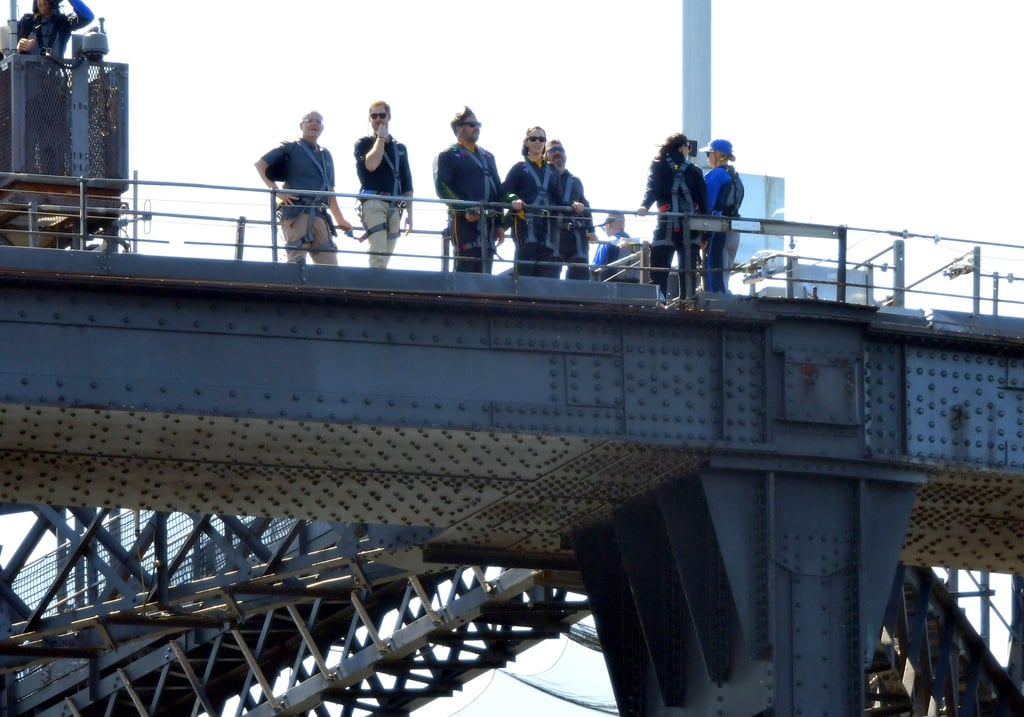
<box><xmin>637</xmin><ymin>133</ymin><xmax>708</xmax><ymax>299</ymax></box>
<box><xmin>593</xmin><ymin>212</ymin><xmax>640</xmax><ymax>283</ymax></box>
<box><xmin>545</xmin><ymin>140</ymin><xmax>596</xmax><ymax>281</ymax></box>
<box><xmin>433</xmin><ymin>106</ymin><xmax>507</xmax><ymax>274</ymax></box>
<box><xmin>502</xmin><ymin>126</ymin><xmax>560</xmax><ymax>279</ymax></box>
<box><xmin>16</xmin><ymin>0</ymin><xmax>94</xmax><ymax>57</ymax></box>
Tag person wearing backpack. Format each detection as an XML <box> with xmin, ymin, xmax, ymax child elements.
<box><xmin>637</xmin><ymin>133</ymin><xmax>707</xmax><ymax>299</ymax></box>
<box><xmin>700</xmin><ymin>138</ymin><xmax>745</xmax><ymax>293</ymax></box>
<box><xmin>255</xmin><ymin>111</ymin><xmax>355</xmax><ymax>265</ymax></box>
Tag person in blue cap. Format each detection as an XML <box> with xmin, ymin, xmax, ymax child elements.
<box><xmin>16</xmin><ymin>0</ymin><xmax>94</xmax><ymax>57</ymax></box>
<box><xmin>699</xmin><ymin>138</ymin><xmax>745</xmax><ymax>293</ymax></box>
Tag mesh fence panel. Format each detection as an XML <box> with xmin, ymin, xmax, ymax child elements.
<box><xmin>1</xmin><ymin>55</ymin><xmax>127</xmax><ymax>180</ymax></box>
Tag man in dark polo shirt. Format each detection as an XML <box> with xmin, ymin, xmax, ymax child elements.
<box><xmin>433</xmin><ymin>107</ymin><xmax>507</xmax><ymax>274</ymax></box>
<box><xmin>255</xmin><ymin>110</ymin><xmax>354</xmax><ymax>265</ymax></box>
<box><xmin>354</xmin><ymin>100</ymin><xmax>414</xmax><ymax>269</ymax></box>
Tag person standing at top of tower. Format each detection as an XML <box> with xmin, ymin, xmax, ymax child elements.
<box><xmin>502</xmin><ymin>126</ymin><xmax>559</xmax><ymax>278</ymax></box>
<box><xmin>354</xmin><ymin>101</ymin><xmax>414</xmax><ymax>269</ymax></box>
<box><xmin>546</xmin><ymin>139</ymin><xmax>595</xmax><ymax>281</ymax></box>
<box><xmin>699</xmin><ymin>138</ymin><xmax>744</xmax><ymax>293</ymax></box>
<box><xmin>17</xmin><ymin>0</ymin><xmax>94</xmax><ymax>57</ymax></box>
<box><xmin>434</xmin><ymin>107</ymin><xmax>507</xmax><ymax>274</ymax></box>
<box><xmin>637</xmin><ymin>133</ymin><xmax>707</xmax><ymax>298</ymax></box>
<box><xmin>255</xmin><ymin>110</ymin><xmax>355</xmax><ymax>265</ymax></box>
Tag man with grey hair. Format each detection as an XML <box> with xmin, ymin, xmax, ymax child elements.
<box><xmin>255</xmin><ymin>111</ymin><xmax>355</xmax><ymax>265</ymax></box>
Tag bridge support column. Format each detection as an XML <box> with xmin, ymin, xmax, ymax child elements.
<box><xmin>573</xmin><ymin>464</ymin><xmax>921</xmax><ymax>716</ymax></box>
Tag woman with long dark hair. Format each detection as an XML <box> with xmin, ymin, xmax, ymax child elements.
<box><xmin>637</xmin><ymin>133</ymin><xmax>707</xmax><ymax>298</ymax></box>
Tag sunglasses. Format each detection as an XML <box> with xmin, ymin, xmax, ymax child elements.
<box><xmin>527</xmin><ymin>136</ymin><xmax>546</xmax><ymax>143</ymax></box>
<box><xmin>460</xmin><ymin>121</ymin><xmax>481</xmax><ymax>128</ymax></box>
<box><xmin>369</xmin><ymin>112</ymin><xmax>388</xmax><ymax>120</ymax></box>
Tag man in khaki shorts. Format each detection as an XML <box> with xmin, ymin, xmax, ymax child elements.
<box><xmin>255</xmin><ymin>111</ymin><xmax>354</xmax><ymax>264</ymax></box>
<box><xmin>354</xmin><ymin>101</ymin><xmax>414</xmax><ymax>268</ymax></box>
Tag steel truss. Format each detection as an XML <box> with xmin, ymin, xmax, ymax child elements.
<box><xmin>869</xmin><ymin>565</ymin><xmax>1024</xmax><ymax>716</ymax></box>
<box><xmin>1</xmin><ymin>503</ymin><xmax>1022</xmax><ymax>716</ymax></box>
<box><xmin>0</xmin><ymin>505</ymin><xmax>587</xmax><ymax>716</ymax></box>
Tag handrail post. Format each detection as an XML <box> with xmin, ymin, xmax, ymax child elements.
<box><xmin>892</xmin><ymin>239</ymin><xmax>906</xmax><ymax>308</ymax></box>
<box><xmin>78</xmin><ymin>176</ymin><xmax>88</xmax><ymax>249</ymax></box>
<box><xmin>993</xmin><ymin>273</ymin><xmax>1000</xmax><ymax>317</ymax></box>
<box><xmin>269</xmin><ymin>190</ymin><xmax>279</xmax><ymax>263</ymax></box>
<box><xmin>681</xmin><ymin>215</ymin><xmax>695</xmax><ymax>299</ymax></box>
<box><xmin>28</xmin><ymin>200</ymin><xmax>40</xmax><ymax>247</ymax></box>
<box><xmin>235</xmin><ymin>217</ymin><xmax>246</xmax><ymax>261</ymax></box>
<box><xmin>836</xmin><ymin>225</ymin><xmax>848</xmax><ymax>303</ymax></box>
<box><xmin>972</xmin><ymin>246</ymin><xmax>982</xmax><ymax>316</ymax></box>
<box><xmin>131</xmin><ymin>171</ymin><xmax>140</xmax><ymax>253</ymax></box>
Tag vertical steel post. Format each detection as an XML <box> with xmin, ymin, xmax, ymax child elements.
<box><xmin>980</xmin><ymin>571</ymin><xmax>991</xmax><ymax>646</ymax></box>
<box><xmin>269</xmin><ymin>191</ymin><xmax>279</xmax><ymax>263</ymax></box>
<box><xmin>1010</xmin><ymin>575</ymin><xmax>1024</xmax><ymax>686</ymax></box>
<box><xmin>682</xmin><ymin>218</ymin><xmax>696</xmax><ymax>299</ymax></box>
<box><xmin>993</xmin><ymin>273</ymin><xmax>1001</xmax><ymax>317</ymax></box>
<box><xmin>235</xmin><ymin>216</ymin><xmax>246</xmax><ymax>261</ymax></box>
<box><xmin>682</xmin><ymin>0</ymin><xmax>711</xmax><ymax>147</ymax></box>
<box><xmin>28</xmin><ymin>199</ymin><xmax>39</xmax><ymax>247</ymax></box>
<box><xmin>78</xmin><ymin>176</ymin><xmax>88</xmax><ymax>249</ymax></box>
<box><xmin>836</xmin><ymin>225</ymin><xmax>848</xmax><ymax>303</ymax></box>
<box><xmin>892</xmin><ymin>238</ymin><xmax>906</xmax><ymax>308</ymax></box>
<box><xmin>71</xmin><ymin>57</ymin><xmax>90</xmax><ymax>178</ymax></box>
<box><xmin>131</xmin><ymin>171</ymin><xmax>140</xmax><ymax>253</ymax></box>
<box><xmin>973</xmin><ymin>246</ymin><xmax>982</xmax><ymax>315</ymax></box>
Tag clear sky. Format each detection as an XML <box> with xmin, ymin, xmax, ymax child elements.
<box><xmin>29</xmin><ymin>0</ymin><xmax>1024</xmax><ymax>296</ymax></box>
<box><xmin>6</xmin><ymin>1</ymin><xmax>1024</xmax><ymax>713</ymax></box>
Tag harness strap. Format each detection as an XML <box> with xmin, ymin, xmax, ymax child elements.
<box><xmin>463</xmin><ymin>147</ymin><xmax>499</xmax><ymax>206</ymax></box>
<box><xmin>521</xmin><ymin>161</ymin><xmax>553</xmax><ymax>245</ymax></box>
<box><xmin>669</xmin><ymin>160</ymin><xmax>695</xmax><ymax>227</ymax></box>
<box><xmin>378</xmin><ymin>143</ymin><xmax>405</xmax><ymax>238</ymax></box>
<box><xmin>293</xmin><ymin>141</ymin><xmax>333</xmax><ymax>242</ymax></box>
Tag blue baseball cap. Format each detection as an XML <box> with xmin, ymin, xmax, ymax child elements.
<box><xmin>699</xmin><ymin>139</ymin><xmax>735</xmax><ymax>160</ymax></box>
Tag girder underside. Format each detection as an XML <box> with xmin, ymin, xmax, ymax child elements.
<box><xmin>3</xmin><ymin>403</ymin><xmax>1024</xmax><ymax>575</ymax></box>
<box><xmin>0</xmin><ymin>403</ymin><xmax>707</xmax><ymax>562</ymax></box>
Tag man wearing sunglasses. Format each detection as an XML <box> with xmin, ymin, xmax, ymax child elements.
<box><xmin>545</xmin><ymin>139</ymin><xmax>596</xmax><ymax>281</ymax></box>
<box><xmin>434</xmin><ymin>107</ymin><xmax>507</xmax><ymax>273</ymax></box>
<box><xmin>502</xmin><ymin>126</ymin><xmax>559</xmax><ymax>278</ymax></box>
<box><xmin>354</xmin><ymin>101</ymin><xmax>414</xmax><ymax>269</ymax></box>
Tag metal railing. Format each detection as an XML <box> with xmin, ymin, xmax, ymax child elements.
<box><xmin>2</xmin><ymin>171</ymin><xmax>1024</xmax><ymax>318</ymax></box>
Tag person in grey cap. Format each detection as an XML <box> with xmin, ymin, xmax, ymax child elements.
<box><xmin>699</xmin><ymin>138</ymin><xmax>744</xmax><ymax>293</ymax></box>
<box><xmin>593</xmin><ymin>212</ymin><xmax>639</xmax><ymax>282</ymax></box>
